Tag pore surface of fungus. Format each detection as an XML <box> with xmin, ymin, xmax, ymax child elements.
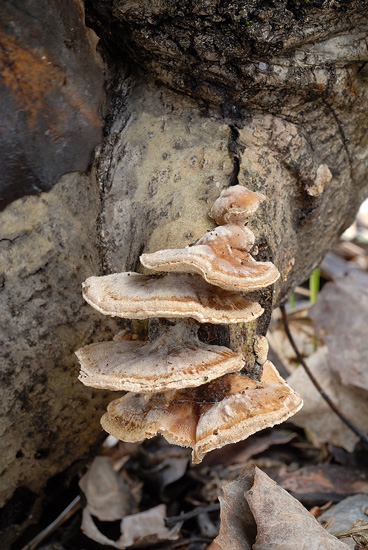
<box><xmin>209</xmin><ymin>185</ymin><xmax>266</xmax><ymax>225</ymax></box>
<box><xmin>140</xmin><ymin>224</ymin><xmax>279</xmax><ymax>292</ymax></box>
<box><xmin>81</xmin><ymin>272</ymin><xmax>264</xmax><ymax>324</ymax></box>
<box><xmin>76</xmin><ymin>320</ymin><xmax>245</xmax><ymax>392</ymax></box>
<box><xmin>100</xmin><ymin>361</ymin><xmax>303</xmax><ymax>463</ymax></box>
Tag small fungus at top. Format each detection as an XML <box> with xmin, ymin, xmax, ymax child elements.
<box><xmin>209</xmin><ymin>185</ymin><xmax>266</xmax><ymax>225</ymax></box>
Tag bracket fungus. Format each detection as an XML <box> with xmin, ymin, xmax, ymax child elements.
<box><xmin>140</xmin><ymin>223</ymin><xmax>279</xmax><ymax>292</ymax></box>
<box><xmin>100</xmin><ymin>361</ymin><xmax>302</xmax><ymax>464</ymax></box>
<box><xmin>76</xmin><ymin>185</ymin><xmax>302</xmax><ymax>463</ymax></box>
<box><xmin>81</xmin><ymin>272</ymin><xmax>264</xmax><ymax>324</ymax></box>
<box><xmin>209</xmin><ymin>185</ymin><xmax>266</xmax><ymax>225</ymax></box>
<box><xmin>77</xmin><ymin>319</ymin><xmax>245</xmax><ymax>392</ymax></box>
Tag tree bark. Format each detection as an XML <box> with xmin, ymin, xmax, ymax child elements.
<box><xmin>1</xmin><ymin>1</ymin><xmax>368</xmax><ymax>545</ymax></box>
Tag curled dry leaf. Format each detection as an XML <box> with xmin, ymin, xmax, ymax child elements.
<box><xmin>215</xmin><ymin>465</ymin><xmax>349</xmax><ymax>550</ymax></box>
<box><xmin>287</xmin><ymin>346</ymin><xmax>368</xmax><ymax>451</ymax></box>
<box><xmin>309</xmin><ymin>275</ymin><xmax>368</xmax><ymax>392</ymax></box>
<box><xmin>81</xmin><ymin>503</ymin><xmax>181</xmax><ymax>549</ymax></box>
<box><xmin>78</xmin><ymin>456</ymin><xmax>132</xmax><ymax>522</ymax></box>
<box><xmin>216</xmin><ymin>468</ymin><xmax>256</xmax><ymax>550</ymax></box>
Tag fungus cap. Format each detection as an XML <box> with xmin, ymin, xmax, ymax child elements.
<box><xmin>100</xmin><ymin>361</ymin><xmax>303</xmax><ymax>463</ymax></box>
<box><xmin>76</xmin><ymin>320</ymin><xmax>245</xmax><ymax>393</ymax></box>
<box><xmin>81</xmin><ymin>272</ymin><xmax>264</xmax><ymax>324</ymax></box>
<box><xmin>140</xmin><ymin>225</ymin><xmax>279</xmax><ymax>292</ymax></box>
<box><xmin>209</xmin><ymin>185</ymin><xmax>266</xmax><ymax>225</ymax></box>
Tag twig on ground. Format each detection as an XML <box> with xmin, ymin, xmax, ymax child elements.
<box><xmin>166</xmin><ymin>504</ymin><xmax>220</xmax><ymax>527</ymax></box>
<box><xmin>20</xmin><ymin>495</ymin><xmax>81</xmax><ymax>550</ymax></box>
<box><xmin>280</xmin><ymin>304</ymin><xmax>368</xmax><ymax>445</ymax></box>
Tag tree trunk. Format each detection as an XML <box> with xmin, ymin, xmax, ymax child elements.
<box><xmin>1</xmin><ymin>0</ymin><xmax>368</xmax><ymax>545</ymax></box>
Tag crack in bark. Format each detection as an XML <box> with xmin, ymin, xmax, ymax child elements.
<box><xmin>322</xmin><ymin>98</ymin><xmax>353</xmax><ymax>180</ymax></box>
<box><xmin>228</xmin><ymin>125</ymin><xmax>240</xmax><ymax>186</ymax></box>
<box><xmin>95</xmin><ymin>77</ymin><xmax>132</xmax><ymax>275</ymax></box>
<box><xmin>0</xmin><ymin>234</ymin><xmax>25</xmax><ymax>246</ymax></box>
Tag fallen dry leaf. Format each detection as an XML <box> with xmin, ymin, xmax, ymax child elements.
<box><xmin>215</xmin><ymin>465</ymin><xmax>348</xmax><ymax>550</ymax></box>
<box><xmin>81</xmin><ymin>504</ymin><xmax>181</xmax><ymax>548</ymax></box>
<box><xmin>203</xmin><ymin>429</ymin><xmax>297</xmax><ymax>466</ymax></box>
<box><xmin>79</xmin><ymin>456</ymin><xmax>132</xmax><ymax>521</ymax></box>
<box><xmin>319</xmin><ymin>494</ymin><xmax>368</xmax><ymax>549</ymax></box>
<box><xmin>309</xmin><ymin>274</ymin><xmax>368</xmax><ymax>391</ymax></box>
<box><xmin>274</xmin><ymin>465</ymin><xmax>368</xmax><ymax>505</ymax></box>
<box><xmin>268</xmin><ymin>306</ymin><xmax>317</xmax><ymax>372</ymax></box>
<box><xmin>247</xmin><ymin>467</ymin><xmax>349</xmax><ymax>550</ymax></box>
<box><xmin>79</xmin><ymin>456</ymin><xmax>181</xmax><ymax>548</ymax></box>
<box><xmin>216</xmin><ymin>468</ymin><xmax>256</xmax><ymax>550</ymax></box>
<box><xmin>287</xmin><ymin>346</ymin><xmax>368</xmax><ymax>451</ymax></box>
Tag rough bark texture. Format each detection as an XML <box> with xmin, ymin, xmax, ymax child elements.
<box><xmin>0</xmin><ymin>0</ymin><xmax>104</xmax><ymax>209</ymax></box>
<box><xmin>1</xmin><ymin>0</ymin><xmax>368</xmax><ymax>545</ymax></box>
<box><xmin>0</xmin><ymin>173</ymin><xmax>121</xmax><ymax>546</ymax></box>
<box><xmin>86</xmin><ymin>0</ymin><xmax>368</xmax><ymax>304</ymax></box>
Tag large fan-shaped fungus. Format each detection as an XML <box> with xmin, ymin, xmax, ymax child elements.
<box><xmin>100</xmin><ymin>361</ymin><xmax>303</xmax><ymax>464</ymax></box>
<box><xmin>81</xmin><ymin>272</ymin><xmax>264</xmax><ymax>324</ymax></box>
<box><xmin>77</xmin><ymin>319</ymin><xmax>244</xmax><ymax>392</ymax></box>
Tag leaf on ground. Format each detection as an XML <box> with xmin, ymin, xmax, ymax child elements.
<box><xmin>274</xmin><ymin>464</ymin><xmax>368</xmax><ymax>504</ymax></box>
<box><xmin>268</xmin><ymin>307</ymin><xmax>317</xmax><ymax>372</ymax></box>
<box><xmin>319</xmin><ymin>494</ymin><xmax>368</xmax><ymax>550</ymax></box>
<box><xmin>81</xmin><ymin>503</ymin><xmax>181</xmax><ymax>549</ymax></box>
<box><xmin>309</xmin><ymin>274</ymin><xmax>368</xmax><ymax>391</ymax></box>
<box><xmin>287</xmin><ymin>346</ymin><xmax>368</xmax><ymax>451</ymax></box>
<box><xmin>215</xmin><ymin>467</ymin><xmax>256</xmax><ymax>550</ymax></box>
<box><xmin>247</xmin><ymin>467</ymin><xmax>349</xmax><ymax>550</ymax></box>
<box><xmin>138</xmin><ymin>442</ymin><xmax>190</xmax><ymax>493</ymax></box>
<box><xmin>79</xmin><ymin>456</ymin><xmax>132</xmax><ymax>521</ymax></box>
<box><xmin>215</xmin><ymin>465</ymin><xmax>348</xmax><ymax>550</ymax></box>
<box><xmin>203</xmin><ymin>429</ymin><xmax>297</xmax><ymax>466</ymax></box>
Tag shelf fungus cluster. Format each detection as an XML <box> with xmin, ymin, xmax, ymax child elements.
<box><xmin>76</xmin><ymin>185</ymin><xmax>303</xmax><ymax>463</ymax></box>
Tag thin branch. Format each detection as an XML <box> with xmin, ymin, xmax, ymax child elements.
<box><xmin>333</xmin><ymin>524</ymin><xmax>368</xmax><ymax>539</ymax></box>
<box><xmin>280</xmin><ymin>305</ymin><xmax>368</xmax><ymax>445</ymax></box>
<box><xmin>20</xmin><ymin>495</ymin><xmax>81</xmax><ymax>550</ymax></box>
<box><xmin>166</xmin><ymin>504</ymin><xmax>220</xmax><ymax>527</ymax></box>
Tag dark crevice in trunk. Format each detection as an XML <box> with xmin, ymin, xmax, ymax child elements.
<box><xmin>228</xmin><ymin>125</ymin><xmax>240</xmax><ymax>187</ymax></box>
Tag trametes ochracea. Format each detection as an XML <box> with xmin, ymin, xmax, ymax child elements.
<box><xmin>76</xmin><ymin>185</ymin><xmax>302</xmax><ymax>463</ymax></box>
